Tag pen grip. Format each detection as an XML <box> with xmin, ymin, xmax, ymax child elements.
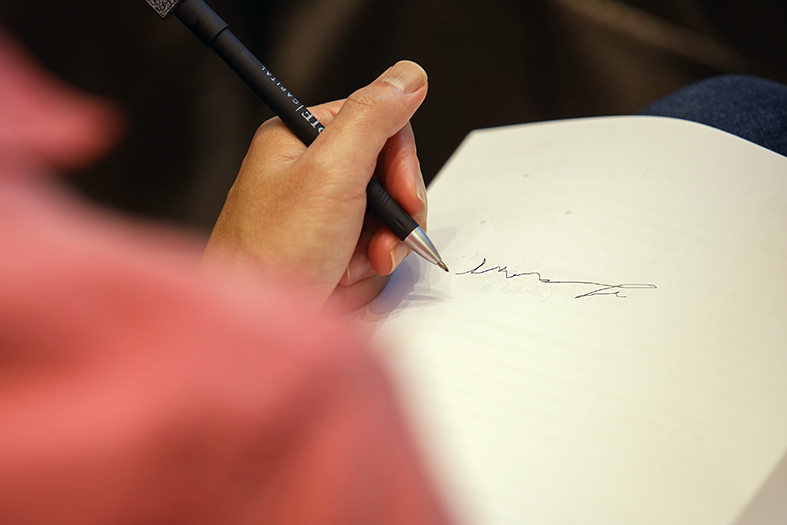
<box><xmin>366</xmin><ymin>178</ymin><xmax>418</xmax><ymax>240</ymax></box>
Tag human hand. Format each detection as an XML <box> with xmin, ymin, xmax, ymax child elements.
<box><xmin>201</xmin><ymin>61</ymin><xmax>429</xmax><ymax>311</ymax></box>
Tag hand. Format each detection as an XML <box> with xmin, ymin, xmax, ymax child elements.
<box><xmin>201</xmin><ymin>61</ymin><xmax>429</xmax><ymax>311</ymax></box>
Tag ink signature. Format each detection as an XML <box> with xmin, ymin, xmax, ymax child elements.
<box><xmin>457</xmin><ymin>258</ymin><xmax>657</xmax><ymax>298</ymax></box>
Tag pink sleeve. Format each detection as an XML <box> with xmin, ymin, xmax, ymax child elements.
<box><xmin>0</xmin><ymin>182</ymin><xmax>450</xmax><ymax>525</ymax></box>
<box><xmin>0</xmin><ymin>28</ymin><xmax>451</xmax><ymax>525</ymax></box>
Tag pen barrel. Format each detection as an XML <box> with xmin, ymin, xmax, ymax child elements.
<box><xmin>210</xmin><ymin>30</ymin><xmax>322</xmax><ymax>146</ymax></box>
<box><xmin>173</xmin><ymin>0</ymin><xmax>226</xmax><ymax>44</ymax></box>
<box><xmin>174</xmin><ymin>0</ymin><xmax>420</xmax><ymax>243</ymax></box>
<box><xmin>177</xmin><ymin>0</ymin><xmax>321</xmax><ymax>146</ymax></box>
<box><xmin>366</xmin><ymin>178</ymin><xmax>418</xmax><ymax>240</ymax></box>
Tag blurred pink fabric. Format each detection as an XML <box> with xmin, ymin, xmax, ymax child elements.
<box><xmin>0</xmin><ymin>28</ymin><xmax>449</xmax><ymax>525</ymax></box>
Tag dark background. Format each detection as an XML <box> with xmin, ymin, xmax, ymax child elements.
<box><xmin>1</xmin><ymin>0</ymin><xmax>785</xmax><ymax>231</ymax></box>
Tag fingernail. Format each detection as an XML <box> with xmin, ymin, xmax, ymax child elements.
<box><xmin>389</xmin><ymin>243</ymin><xmax>410</xmax><ymax>274</ymax></box>
<box><xmin>416</xmin><ymin>174</ymin><xmax>428</xmax><ymax>214</ymax></box>
<box><xmin>342</xmin><ymin>251</ymin><xmax>371</xmax><ymax>285</ymax></box>
<box><xmin>380</xmin><ymin>61</ymin><xmax>427</xmax><ymax>94</ymax></box>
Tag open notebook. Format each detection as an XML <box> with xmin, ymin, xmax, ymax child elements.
<box><xmin>360</xmin><ymin>117</ymin><xmax>787</xmax><ymax>525</ymax></box>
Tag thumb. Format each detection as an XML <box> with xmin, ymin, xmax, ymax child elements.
<box><xmin>305</xmin><ymin>61</ymin><xmax>428</xmax><ymax>186</ymax></box>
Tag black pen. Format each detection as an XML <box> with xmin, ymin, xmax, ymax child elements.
<box><xmin>144</xmin><ymin>0</ymin><xmax>448</xmax><ymax>272</ymax></box>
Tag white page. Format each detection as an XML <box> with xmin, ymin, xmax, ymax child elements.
<box><xmin>361</xmin><ymin>117</ymin><xmax>787</xmax><ymax>525</ymax></box>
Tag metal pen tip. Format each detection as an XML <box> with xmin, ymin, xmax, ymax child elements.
<box><xmin>403</xmin><ymin>226</ymin><xmax>449</xmax><ymax>273</ymax></box>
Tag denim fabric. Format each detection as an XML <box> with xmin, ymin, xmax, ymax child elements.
<box><xmin>640</xmin><ymin>75</ymin><xmax>787</xmax><ymax>157</ymax></box>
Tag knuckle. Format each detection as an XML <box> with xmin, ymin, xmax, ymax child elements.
<box><xmin>345</xmin><ymin>89</ymin><xmax>380</xmax><ymax>112</ymax></box>
<box><xmin>250</xmin><ymin>117</ymin><xmax>282</xmax><ymax>146</ymax></box>
<box><xmin>256</xmin><ymin>116</ymin><xmax>282</xmax><ymax>135</ymax></box>
<box><xmin>249</xmin><ymin>117</ymin><xmax>304</xmax><ymax>162</ymax></box>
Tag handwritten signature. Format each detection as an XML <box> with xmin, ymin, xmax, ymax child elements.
<box><xmin>457</xmin><ymin>258</ymin><xmax>657</xmax><ymax>298</ymax></box>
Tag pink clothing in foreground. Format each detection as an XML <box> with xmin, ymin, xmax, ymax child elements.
<box><xmin>0</xmin><ymin>30</ymin><xmax>449</xmax><ymax>525</ymax></box>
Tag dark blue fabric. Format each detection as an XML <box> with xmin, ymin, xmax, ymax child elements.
<box><xmin>640</xmin><ymin>75</ymin><xmax>787</xmax><ymax>157</ymax></box>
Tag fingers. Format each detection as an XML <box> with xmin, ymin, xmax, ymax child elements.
<box><xmin>247</xmin><ymin>98</ymin><xmax>345</xmax><ymax>160</ymax></box>
<box><xmin>327</xmin><ymin>60</ymin><xmax>427</xmax><ymax>149</ymax></box>
<box><xmin>308</xmin><ymin>99</ymin><xmax>344</xmax><ymax>127</ymax></box>
<box><xmin>213</xmin><ymin>61</ymin><xmax>430</xmax><ymax>311</ymax></box>
<box><xmin>365</xmin><ymin>121</ymin><xmax>427</xmax><ymax>276</ymax></box>
<box><xmin>339</xmin><ymin>215</ymin><xmax>376</xmax><ymax>286</ymax></box>
<box><xmin>378</xmin><ymin>122</ymin><xmax>428</xmax><ymax>227</ymax></box>
<box><xmin>326</xmin><ymin>273</ymin><xmax>390</xmax><ymax>313</ymax></box>
<box><xmin>301</xmin><ymin>61</ymin><xmax>428</xmax><ymax>194</ymax></box>
<box><xmin>265</xmin><ymin>62</ymin><xmax>429</xmax><ymax>281</ymax></box>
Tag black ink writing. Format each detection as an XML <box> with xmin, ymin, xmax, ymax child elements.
<box><xmin>457</xmin><ymin>258</ymin><xmax>657</xmax><ymax>299</ymax></box>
